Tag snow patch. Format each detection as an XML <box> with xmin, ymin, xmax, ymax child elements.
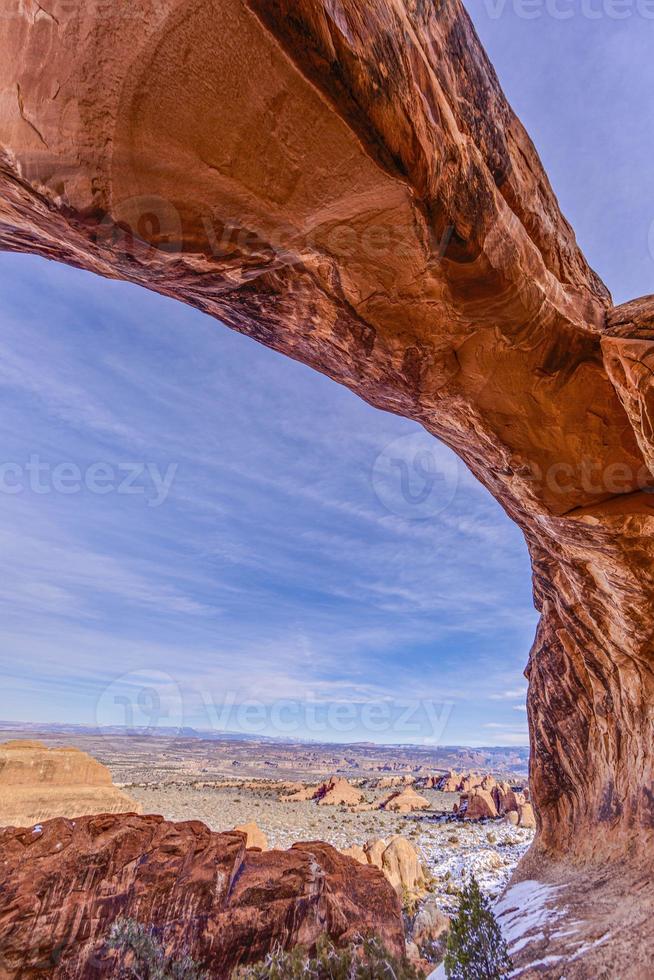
<box><xmin>512</xmin><ymin>954</ymin><xmax>564</xmax><ymax>973</ymax></box>
<box><xmin>495</xmin><ymin>879</ymin><xmax>564</xmax><ymax>953</ymax></box>
<box><xmin>569</xmin><ymin>931</ymin><xmax>611</xmax><ymax>960</ymax></box>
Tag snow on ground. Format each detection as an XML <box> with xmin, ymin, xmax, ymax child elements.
<box><xmin>428</xmin><ymin>878</ymin><xmax>563</xmax><ymax>979</ymax></box>
<box><xmin>496</xmin><ymin>879</ymin><xmax>565</xmax><ymax>966</ymax></box>
<box><xmin>416</xmin><ymin>818</ymin><xmax>534</xmax><ymax>914</ymax></box>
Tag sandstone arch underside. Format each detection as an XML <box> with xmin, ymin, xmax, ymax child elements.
<box><xmin>1</xmin><ymin>0</ymin><xmax>654</xmax><ymax>867</ymax></box>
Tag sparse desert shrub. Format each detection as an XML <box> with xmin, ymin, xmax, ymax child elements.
<box><xmin>423</xmin><ymin>872</ymin><xmax>437</xmax><ymax>893</ymax></box>
<box><xmin>106</xmin><ymin>917</ymin><xmax>207</xmax><ymax>979</ymax></box>
<box><xmin>444</xmin><ymin>875</ymin><xmax>512</xmax><ymax>980</ymax></box>
<box><xmin>231</xmin><ymin>934</ymin><xmax>422</xmax><ymax>979</ymax></box>
<box><xmin>486</xmin><ymin>831</ymin><xmax>497</xmax><ymax>845</ymax></box>
<box><xmin>401</xmin><ymin>886</ymin><xmax>420</xmax><ymax>917</ymax></box>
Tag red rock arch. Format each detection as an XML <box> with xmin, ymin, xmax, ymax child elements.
<box><xmin>2</xmin><ymin>0</ymin><xmax>654</xmax><ymax>870</ymax></box>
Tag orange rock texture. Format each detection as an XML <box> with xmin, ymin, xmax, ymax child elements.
<box><xmin>0</xmin><ymin>740</ymin><xmax>140</xmax><ymax>827</ymax></box>
<box><xmin>1</xmin><ymin>0</ymin><xmax>654</xmax><ymax>868</ymax></box>
<box><xmin>0</xmin><ymin>813</ymin><xmax>404</xmax><ymax>978</ymax></box>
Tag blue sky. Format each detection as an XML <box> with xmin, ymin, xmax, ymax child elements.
<box><xmin>0</xmin><ymin>6</ymin><xmax>651</xmax><ymax>745</ymax></box>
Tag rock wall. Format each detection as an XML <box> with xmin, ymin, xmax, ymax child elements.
<box><xmin>0</xmin><ymin>740</ymin><xmax>140</xmax><ymax>827</ymax></box>
<box><xmin>0</xmin><ymin>813</ymin><xmax>404</xmax><ymax>978</ymax></box>
<box><xmin>0</xmin><ymin>0</ymin><xmax>653</xmax><ymax>867</ymax></box>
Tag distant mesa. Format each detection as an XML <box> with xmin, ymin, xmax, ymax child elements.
<box><xmin>0</xmin><ymin>740</ymin><xmax>140</xmax><ymax>827</ymax></box>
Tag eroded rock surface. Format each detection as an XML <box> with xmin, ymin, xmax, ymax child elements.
<box><xmin>0</xmin><ymin>813</ymin><xmax>404</xmax><ymax>978</ymax></box>
<box><xmin>1</xmin><ymin>0</ymin><xmax>653</xmax><ymax>881</ymax></box>
<box><xmin>315</xmin><ymin>775</ymin><xmax>363</xmax><ymax>806</ymax></box>
<box><xmin>381</xmin><ymin>786</ymin><xmax>431</xmax><ymax>813</ymax></box>
<box><xmin>342</xmin><ymin>835</ymin><xmax>427</xmax><ymax>902</ymax></box>
<box><xmin>0</xmin><ymin>740</ymin><xmax>140</xmax><ymax>826</ymax></box>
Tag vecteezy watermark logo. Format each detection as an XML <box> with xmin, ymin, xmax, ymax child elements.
<box><xmin>95</xmin><ymin>669</ymin><xmax>185</xmax><ymax>750</ymax></box>
<box><xmin>201</xmin><ymin>692</ymin><xmax>454</xmax><ymax>742</ymax></box>
<box><xmin>371</xmin><ymin>431</ymin><xmax>460</xmax><ymax>520</ymax></box>
<box><xmin>482</xmin><ymin>0</ymin><xmax>654</xmax><ymax>18</ymax></box>
<box><xmin>0</xmin><ymin>456</ymin><xmax>178</xmax><ymax>507</ymax></box>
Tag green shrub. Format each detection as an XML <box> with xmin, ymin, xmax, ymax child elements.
<box><xmin>444</xmin><ymin>876</ymin><xmax>512</xmax><ymax>980</ymax></box>
<box><xmin>231</xmin><ymin>934</ymin><xmax>422</xmax><ymax>979</ymax></box>
<box><xmin>106</xmin><ymin>918</ymin><xmax>207</xmax><ymax>980</ymax></box>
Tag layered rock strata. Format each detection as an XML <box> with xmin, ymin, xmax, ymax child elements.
<box><xmin>0</xmin><ymin>740</ymin><xmax>139</xmax><ymax>826</ymax></box>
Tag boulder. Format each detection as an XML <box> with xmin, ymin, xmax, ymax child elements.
<box><xmin>364</xmin><ymin>837</ymin><xmax>389</xmax><ymax>869</ymax></box>
<box><xmin>380</xmin><ymin>787</ymin><xmax>430</xmax><ymax>813</ymax></box>
<box><xmin>460</xmin><ymin>788</ymin><xmax>498</xmax><ymax>820</ymax></box>
<box><xmin>435</xmin><ymin>771</ymin><xmax>460</xmax><ymax>792</ymax></box>
<box><xmin>233</xmin><ymin>821</ymin><xmax>268</xmax><ymax>851</ymax></box>
<box><xmin>0</xmin><ymin>740</ymin><xmax>140</xmax><ymax>827</ymax></box>
<box><xmin>380</xmin><ymin>836</ymin><xmax>427</xmax><ymax>899</ymax></box>
<box><xmin>0</xmin><ymin>814</ymin><xmax>405</xmax><ymax>977</ymax></box>
<box><xmin>347</xmin><ymin>836</ymin><xmax>426</xmax><ymax>901</ymax></box>
<box><xmin>518</xmin><ymin>803</ymin><xmax>536</xmax><ymax>829</ymax></box>
<box><xmin>341</xmin><ymin>844</ymin><xmax>367</xmax><ymax>865</ymax></box>
<box><xmin>411</xmin><ymin>899</ymin><xmax>450</xmax><ymax>947</ymax></box>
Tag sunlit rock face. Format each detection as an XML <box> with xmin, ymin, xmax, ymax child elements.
<box><xmin>1</xmin><ymin>0</ymin><xmax>654</xmax><ymax>870</ymax></box>
<box><xmin>0</xmin><ymin>740</ymin><xmax>140</xmax><ymax>826</ymax></box>
<box><xmin>0</xmin><ymin>813</ymin><xmax>404</xmax><ymax>976</ymax></box>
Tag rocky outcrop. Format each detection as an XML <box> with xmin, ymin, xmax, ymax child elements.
<box><xmin>0</xmin><ymin>740</ymin><xmax>139</xmax><ymax>826</ymax></box>
<box><xmin>315</xmin><ymin>776</ymin><xmax>363</xmax><ymax>807</ymax></box>
<box><xmin>2</xmin><ymin>0</ymin><xmax>654</xmax><ymax>880</ymax></box>
<box><xmin>380</xmin><ymin>787</ymin><xmax>431</xmax><ymax>813</ymax></box>
<box><xmin>341</xmin><ymin>844</ymin><xmax>368</xmax><ymax>865</ymax></box>
<box><xmin>280</xmin><ymin>784</ymin><xmax>318</xmax><ymax>802</ymax></box>
<box><xmin>343</xmin><ymin>836</ymin><xmax>427</xmax><ymax>902</ymax></box>
<box><xmin>492</xmin><ymin>782</ymin><xmax>521</xmax><ymax>816</ymax></box>
<box><xmin>0</xmin><ymin>813</ymin><xmax>404</xmax><ymax>978</ymax></box>
<box><xmin>411</xmin><ymin>900</ymin><xmax>450</xmax><ymax>949</ymax></box>
<box><xmin>457</xmin><ymin>788</ymin><xmax>498</xmax><ymax>821</ymax></box>
<box><xmin>456</xmin><ymin>780</ymin><xmax>530</xmax><ymax>822</ymax></box>
<box><xmin>377</xmin><ymin>775</ymin><xmax>415</xmax><ymax>789</ymax></box>
<box><xmin>280</xmin><ymin>776</ymin><xmax>362</xmax><ymax>806</ymax></box>
<box><xmin>377</xmin><ymin>836</ymin><xmax>427</xmax><ymax>900</ymax></box>
<box><xmin>517</xmin><ymin>802</ymin><xmax>536</xmax><ymax>829</ymax></box>
<box><xmin>433</xmin><ymin>771</ymin><xmax>460</xmax><ymax>792</ymax></box>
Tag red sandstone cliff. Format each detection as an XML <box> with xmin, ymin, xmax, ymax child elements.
<box><xmin>0</xmin><ymin>813</ymin><xmax>404</xmax><ymax>978</ymax></box>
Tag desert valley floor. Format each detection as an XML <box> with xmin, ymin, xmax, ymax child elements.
<box><xmin>0</xmin><ymin>723</ymin><xmax>533</xmax><ymax>926</ymax></box>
